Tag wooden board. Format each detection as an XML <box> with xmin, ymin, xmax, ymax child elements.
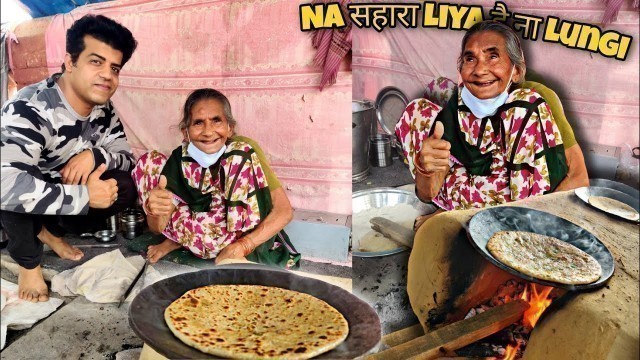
<box><xmin>382</xmin><ymin>324</ymin><xmax>424</xmax><ymax>348</ymax></box>
<box><xmin>370</xmin><ymin>216</ymin><xmax>414</xmax><ymax>248</ymax></box>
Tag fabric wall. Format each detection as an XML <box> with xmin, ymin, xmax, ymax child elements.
<box><xmin>353</xmin><ymin>0</ymin><xmax>640</xmax><ymax>182</ymax></box>
<box><xmin>36</xmin><ymin>0</ymin><xmax>352</xmax><ymax>214</ymax></box>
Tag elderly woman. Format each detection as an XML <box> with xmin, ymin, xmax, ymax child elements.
<box><xmin>397</xmin><ymin>21</ymin><xmax>568</xmax><ymax>212</ymax></box>
<box><xmin>132</xmin><ymin>88</ymin><xmax>300</xmax><ymax>268</ymax></box>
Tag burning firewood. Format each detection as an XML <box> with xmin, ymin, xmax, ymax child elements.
<box><xmin>366</xmin><ymin>299</ymin><xmax>530</xmax><ymax>360</ymax></box>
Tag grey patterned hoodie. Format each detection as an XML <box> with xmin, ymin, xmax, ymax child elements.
<box><xmin>1</xmin><ymin>74</ymin><xmax>134</xmax><ymax>215</ymax></box>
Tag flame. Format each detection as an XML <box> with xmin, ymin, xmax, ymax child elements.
<box><xmin>522</xmin><ymin>283</ymin><xmax>553</xmax><ymax>328</ymax></box>
<box><xmin>520</xmin><ymin>284</ymin><xmax>528</xmax><ymax>300</ymax></box>
<box><xmin>504</xmin><ymin>344</ymin><xmax>520</xmax><ymax>360</ymax></box>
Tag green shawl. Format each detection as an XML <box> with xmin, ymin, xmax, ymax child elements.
<box><xmin>160</xmin><ymin>145</ymin><xmax>301</xmax><ymax>269</ymax></box>
<box><xmin>433</xmin><ymin>89</ymin><xmax>568</xmax><ymax>192</ymax></box>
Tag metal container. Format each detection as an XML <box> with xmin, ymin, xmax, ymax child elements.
<box><xmin>351</xmin><ymin>188</ymin><xmax>436</xmax><ymax>257</ymax></box>
<box><xmin>352</xmin><ymin>100</ymin><xmax>375</xmax><ymax>183</ymax></box>
<box><xmin>375</xmin><ymin>86</ymin><xmax>409</xmax><ymax>136</ymax></box>
<box><xmin>108</xmin><ymin>215</ymin><xmax>118</xmax><ymax>232</ymax></box>
<box><xmin>81</xmin><ymin>230</ymin><xmax>117</xmax><ymax>243</ymax></box>
<box><xmin>119</xmin><ymin>208</ymin><xmax>145</xmax><ymax>239</ymax></box>
<box><xmin>369</xmin><ymin>134</ymin><xmax>393</xmax><ymax>167</ymax></box>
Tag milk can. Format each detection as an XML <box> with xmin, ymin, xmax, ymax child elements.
<box><xmin>352</xmin><ymin>100</ymin><xmax>375</xmax><ymax>182</ymax></box>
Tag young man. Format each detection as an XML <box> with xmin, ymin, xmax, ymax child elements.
<box><xmin>0</xmin><ymin>15</ymin><xmax>138</xmax><ymax>302</ymax></box>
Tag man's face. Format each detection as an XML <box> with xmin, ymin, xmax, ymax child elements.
<box><xmin>184</xmin><ymin>99</ymin><xmax>232</xmax><ymax>154</ymax></box>
<box><xmin>460</xmin><ymin>31</ymin><xmax>521</xmax><ymax>99</ymax></box>
<box><xmin>63</xmin><ymin>35</ymin><xmax>123</xmax><ymax>114</ymax></box>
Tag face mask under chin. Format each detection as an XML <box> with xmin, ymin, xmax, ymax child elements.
<box><xmin>185</xmin><ymin>133</ymin><xmax>227</xmax><ymax>168</ymax></box>
<box><xmin>461</xmin><ymin>66</ymin><xmax>515</xmax><ymax>119</ymax></box>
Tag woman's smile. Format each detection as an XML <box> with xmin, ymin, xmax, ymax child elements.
<box><xmin>472</xmin><ymin>80</ymin><xmax>497</xmax><ymax>87</ymax></box>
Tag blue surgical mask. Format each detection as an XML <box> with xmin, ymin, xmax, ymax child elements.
<box><xmin>186</xmin><ymin>135</ymin><xmax>227</xmax><ymax>168</ymax></box>
<box><xmin>460</xmin><ymin>66</ymin><xmax>515</xmax><ymax>119</ymax></box>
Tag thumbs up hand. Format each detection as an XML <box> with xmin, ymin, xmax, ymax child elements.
<box><xmin>432</xmin><ymin>121</ymin><xmax>445</xmax><ymax>140</ymax></box>
<box><xmin>417</xmin><ymin>121</ymin><xmax>451</xmax><ymax>175</ymax></box>
<box><xmin>146</xmin><ymin>175</ymin><xmax>175</xmax><ymax>216</ymax></box>
<box><xmin>87</xmin><ymin>164</ymin><xmax>118</xmax><ymax>208</ymax></box>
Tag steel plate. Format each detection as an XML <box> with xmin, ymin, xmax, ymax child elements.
<box><xmin>589</xmin><ymin>179</ymin><xmax>640</xmax><ymax>201</ymax></box>
<box><xmin>129</xmin><ymin>264</ymin><xmax>381</xmax><ymax>359</ymax></box>
<box><xmin>352</xmin><ymin>188</ymin><xmax>436</xmax><ymax>257</ymax></box>
<box><xmin>467</xmin><ymin>206</ymin><xmax>615</xmax><ymax>291</ymax></box>
<box><xmin>575</xmin><ymin>186</ymin><xmax>639</xmax><ymax>223</ymax></box>
<box><xmin>375</xmin><ymin>87</ymin><xmax>408</xmax><ymax>136</ymax></box>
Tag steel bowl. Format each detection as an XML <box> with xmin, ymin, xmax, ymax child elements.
<box><xmin>80</xmin><ymin>229</ymin><xmax>117</xmax><ymax>243</ymax></box>
<box><xmin>352</xmin><ymin>188</ymin><xmax>436</xmax><ymax>257</ymax></box>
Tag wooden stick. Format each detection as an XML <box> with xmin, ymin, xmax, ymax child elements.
<box><xmin>366</xmin><ymin>300</ymin><xmax>530</xmax><ymax>360</ymax></box>
<box><xmin>370</xmin><ymin>216</ymin><xmax>414</xmax><ymax>248</ymax></box>
<box><xmin>382</xmin><ymin>323</ymin><xmax>425</xmax><ymax>348</ymax></box>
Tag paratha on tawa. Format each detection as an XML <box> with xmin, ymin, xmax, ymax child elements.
<box><xmin>487</xmin><ymin>231</ymin><xmax>602</xmax><ymax>285</ymax></box>
<box><xmin>588</xmin><ymin>196</ymin><xmax>639</xmax><ymax>221</ymax></box>
<box><xmin>165</xmin><ymin>285</ymin><xmax>348</xmax><ymax>359</ymax></box>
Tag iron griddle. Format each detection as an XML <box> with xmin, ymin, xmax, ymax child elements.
<box><xmin>128</xmin><ymin>264</ymin><xmax>381</xmax><ymax>359</ymax></box>
<box><xmin>467</xmin><ymin>206</ymin><xmax>615</xmax><ymax>291</ymax></box>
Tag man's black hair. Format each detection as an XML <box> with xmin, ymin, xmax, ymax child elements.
<box><xmin>62</xmin><ymin>14</ymin><xmax>137</xmax><ymax>72</ymax></box>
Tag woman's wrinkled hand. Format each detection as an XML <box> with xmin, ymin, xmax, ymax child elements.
<box><xmin>418</xmin><ymin>121</ymin><xmax>451</xmax><ymax>174</ymax></box>
<box><xmin>215</xmin><ymin>242</ymin><xmax>246</xmax><ymax>264</ymax></box>
<box><xmin>146</xmin><ymin>175</ymin><xmax>175</xmax><ymax>216</ymax></box>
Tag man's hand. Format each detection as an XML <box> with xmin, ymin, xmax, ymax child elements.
<box><xmin>418</xmin><ymin>122</ymin><xmax>450</xmax><ymax>173</ymax></box>
<box><xmin>61</xmin><ymin>150</ymin><xmax>94</xmax><ymax>185</ymax></box>
<box><xmin>146</xmin><ymin>175</ymin><xmax>174</xmax><ymax>216</ymax></box>
<box><xmin>87</xmin><ymin>164</ymin><xmax>118</xmax><ymax>209</ymax></box>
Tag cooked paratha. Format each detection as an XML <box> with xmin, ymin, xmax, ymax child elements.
<box><xmin>487</xmin><ymin>231</ymin><xmax>602</xmax><ymax>285</ymax></box>
<box><xmin>165</xmin><ymin>285</ymin><xmax>349</xmax><ymax>359</ymax></box>
<box><xmin>588</xmin><ymin>196</ymin><xmax>639</xmax><ymax>221</ymax></box>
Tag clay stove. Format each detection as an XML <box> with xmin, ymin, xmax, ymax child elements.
<box><xmin>401</xmin><ymin>195</ymin><xmax>638</xmax><ymax>360</ymax></box>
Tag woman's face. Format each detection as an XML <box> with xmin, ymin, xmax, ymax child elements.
<box><xmin>460</xmin><ymin>30</ymin><xmax>522</xmax><ymax>99</ymax></box>
<box><xmin>184</xmin><ymin>98</ymin><xmax>232</xmax><ymax>154</ymax></box>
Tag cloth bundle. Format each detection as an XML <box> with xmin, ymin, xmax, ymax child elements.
<box><xmin>1</xmin><ymin>279</ymin><xmax>64</xmax><ymax>350</ymax></box>
<box><xmin>51</xmin><ymin>250</ymin><xmax>164</xmax><ymax>303</ymax></box>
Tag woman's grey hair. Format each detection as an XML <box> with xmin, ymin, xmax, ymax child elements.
<box><xmin>457</xmin><ymin>20</ymin><xmax>526</xmax><ymax>84</ymax></box>
<box><xmin>178</xmin><ymin>88</ymin><xmax>237</xmax><ymax>134</ymax></box>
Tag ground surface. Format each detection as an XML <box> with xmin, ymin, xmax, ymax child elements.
<box><xmin>0</xmin><ymin>229</ymin><xmax>351</xmax><ymax>359</ymax></box>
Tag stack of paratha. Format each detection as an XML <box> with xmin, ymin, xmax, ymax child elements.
<box><xmin>165</xmin><ymin>285</ymin><xmax>349</xmax><ymax>359</ymax></box>
<box><xmin>487</xmin><ymin>231</ymin><xmax>602</xmax><ymax>285</ymax></box>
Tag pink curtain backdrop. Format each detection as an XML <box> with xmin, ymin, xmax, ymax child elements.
<box><xmin>353</xmin><ymin>0</ymin><xmax>640</xmax><ymax>182</ymax></box>
<box><xmin>42</xmin><ymin>0</ymin><xmax>352</xmax><ymax>214</ymax></box>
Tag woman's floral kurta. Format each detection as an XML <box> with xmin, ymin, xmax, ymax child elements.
<box><xmin>396</xmin><ymin>88</ymin><xmax>564</xmax><ymax>210</ymax></box>
<box><xmin>132</xmin><ymin>141</ymin><xmax>267</xmax><ymax>258</ymax></box>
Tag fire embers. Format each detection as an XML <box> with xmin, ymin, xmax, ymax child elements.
<box><xmin>457</xmin><ymin>280</ymin><xmax>562</xmax><ymax>359</ymax></box>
